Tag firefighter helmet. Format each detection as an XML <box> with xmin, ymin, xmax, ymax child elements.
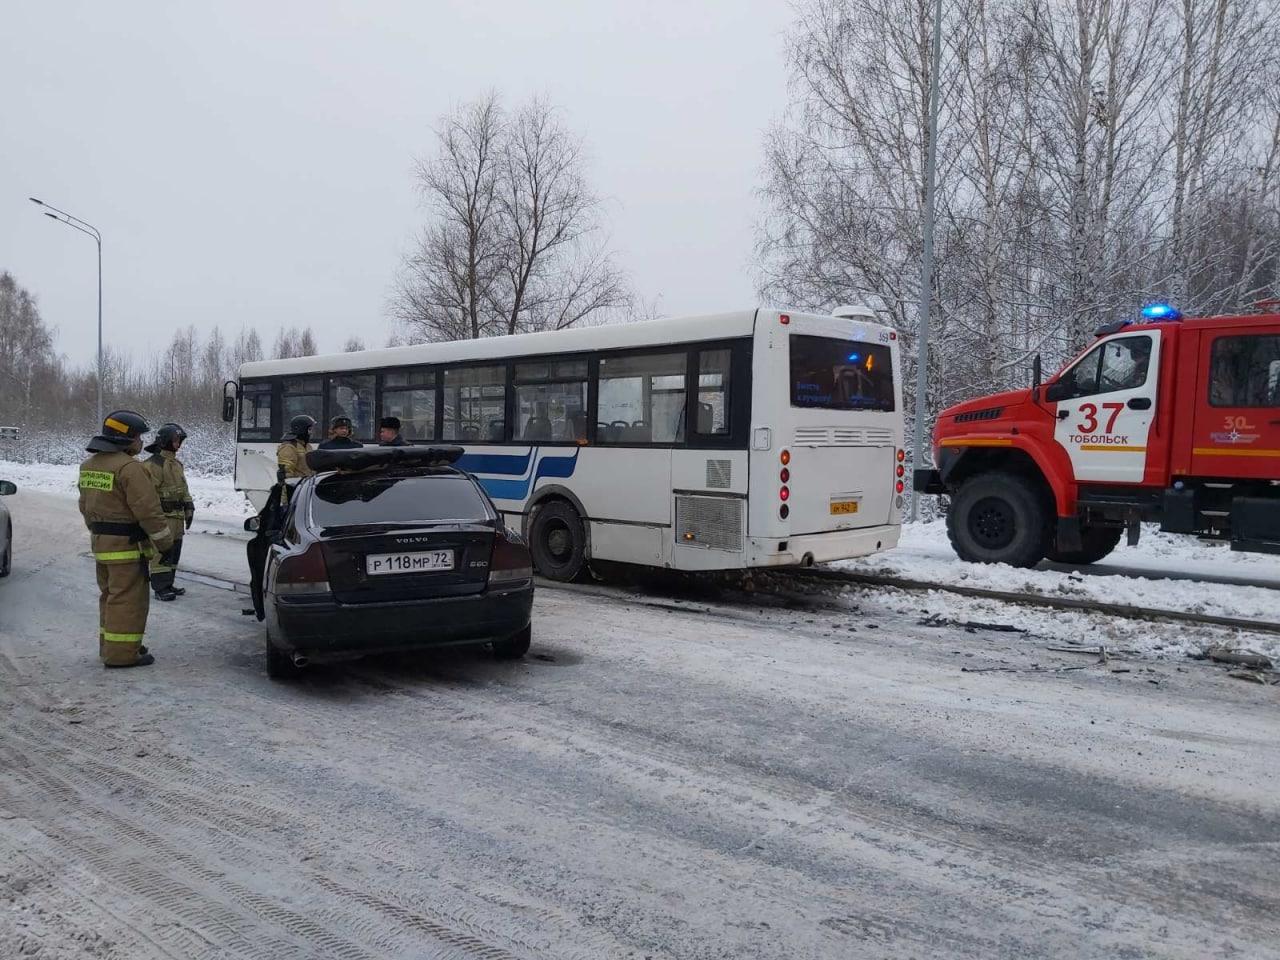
<box><xmin>145</xmin><ymin>422</ymin><xmax>188</xmax><ymax>454</ymax></box>
<box><xmin>87</xmin><ymin>410</ymin><xmax>150</xmax><ymax>452</ymax></box>
<box><xmin>286</xmin><ymin>414</ymin><xmax>316</xmax><ymax>440</ymax></box>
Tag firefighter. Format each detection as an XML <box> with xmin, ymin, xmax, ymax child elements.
<box><xmin>378</xmin><ymin>416</ymin><xmax>408</xmax><ymax>446</ymax></box>
<box><xmin>78</xmin><ymin>411</ymin><xmax>175</xmax><ymax>668</ymax></box>
<box><xmin>143</xmin><ymin>422</ymin><xmax>194</xmax><ymax>601</ymax></box>
<box><xmin>276</xmin><ymin>415</ymin><xmax>317</xmax><ymax>479</ymax></box>
<box><xmin>318</xmin><ymin>415</ymin><xmax>362</xmax><ymax>450</ymax></box>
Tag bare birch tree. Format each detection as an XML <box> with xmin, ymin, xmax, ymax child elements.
<box><xmin>393</xmin><ymin>93</ymin><xmax>629</xmax><ymax>343</ymax></box>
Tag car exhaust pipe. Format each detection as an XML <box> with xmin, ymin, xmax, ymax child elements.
<box><xmin>802</xmin><ymin>552</ymin><xmax>816</xmax><ymax>567</ymax></box>
<box><xmin>291</xmin><ymin>652</ymin><xmax>309</xmax><ymax>668</ymax></box>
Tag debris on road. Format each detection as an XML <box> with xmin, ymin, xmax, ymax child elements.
<box><xmin>1206</xmin><ymin>646</ymin><xmax>1273</xmax><ymax>670</ymax></box>
<box><xmin>1227</xmin><ymin>670</ymin><xmax>1270</xmax><ymax>684</ymax></box>
<box><xmin>918</xmin><ymin>613</ymin><xmax>1027</xmax><ymax>633</ymax></box>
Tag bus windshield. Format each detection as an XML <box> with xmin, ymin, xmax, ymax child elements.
<box><xmin>789</xmin><ymin>335</ymin><xmax>894</xmax><ymax>412</ymax></box>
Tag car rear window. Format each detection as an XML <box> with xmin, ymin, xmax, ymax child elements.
<box><xmin>311</xmin><ymin>474</ymin><xmax>489</xmax><ymax>526</ymax></box>
<box><xmin>790</xmin><ymin>334</ymin><xmax>895</xmax><ymax>412</ymax></box>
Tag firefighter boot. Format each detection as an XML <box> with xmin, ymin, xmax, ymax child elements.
<box><xmin>105</xmin><ymin>653</ymin><xmax>155</xmax><ymax>668</ymax></box>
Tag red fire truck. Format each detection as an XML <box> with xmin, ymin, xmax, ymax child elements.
<box><xmin>915</xmin><ymin>304</ymin><xmax>1280</xmax><ymax>566</ymax></box>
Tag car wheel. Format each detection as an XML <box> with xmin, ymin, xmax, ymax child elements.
<box><xmin>0</xmin><ymin>523</ymin><xmax>10</xmax><ymax>577</ymax></box>
<box><xmin>529</xmin><ymin>500</ymin><xmax>587</xmax><ymax>582</ymax></box>
<box><xmin>1046</xmin><ymin>524</ymin><xmax>1123</xmax><ymax>565</ymax></box>
<box><xmin>947</xmin><ymin>472</ymin><xmax>1050</xmax><ymax>568</ymax></box>
<box><xmin>265</xmin><ymin>628</ymin><xmax>300</xmax><ymax>681</ymax></box>
<box><xmin>492</xmin><ymin>624</ymin><xmax>531</xmax><ymax>660</ymax></box>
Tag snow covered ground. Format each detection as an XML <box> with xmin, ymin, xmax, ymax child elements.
<box><xmin>835</xmin><ymin>520</ymin><xmax>1280</xmax><ymax>644</ymax></box>
<box><xmin>0</xmin><ymin>458</ymin><xmax>253</xmax><ymax>530</ymax></box>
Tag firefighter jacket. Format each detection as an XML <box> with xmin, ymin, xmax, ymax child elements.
<box><xmin>276</xmin><ymin>439</ymin><xmax>315</xmax><ymax>479</ymax></box>
<box><xmin>78</xmin><ymin>451</ymin><xmax>175</xmax><ymax>563</ymax></box>
<box><xmin>143</xmin><ymin>449</ymin><xmax>194</xmax><ymax>540</ymax></box>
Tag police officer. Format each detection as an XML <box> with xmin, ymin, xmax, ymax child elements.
<box><xmin>318</xmin><ymin>415</ymin><xmax>362</xmax><ymax>450</ymax></box>
<box><xmin>78</xmin><ymin>411</ymin><xmax>175</xmax><ymax>668</ymax></box>
<box><xmin>276</xmin><ymin>415</ymin><xmax>317</xmax><ymax>479</ymax></box>
<box><xmin>378</xmin><ymin>416</ymin><xmax>408</xmax><ymax>446</ymax></box>
<box><xmin>143</xmin><ymin>423</ymin><xmax>194</xmax><ymax>601</ymax></box>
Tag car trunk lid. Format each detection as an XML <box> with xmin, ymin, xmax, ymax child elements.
<box><xmin>319</xmin><ymin>522</ymin><xmax>495</xmax><ymax>603</ymax></box>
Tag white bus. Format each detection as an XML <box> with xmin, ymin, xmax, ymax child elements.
<box><xmin>225</xmin><ymin>307</ymin><xmax>905</xmax><ymax>580</ymax></box>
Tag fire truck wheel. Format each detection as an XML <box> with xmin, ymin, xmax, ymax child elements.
<box><xmin>1046</xmin><ymin>524</ymin><xmax>1123</xmax><ymax>565</ymax></box>
<box><xmin>947</xmin><ymin>472</ymin><xmax>1050</xmax><ymax>568</ymax></box>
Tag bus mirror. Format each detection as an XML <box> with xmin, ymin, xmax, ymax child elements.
<box><xmin>1032</xmin><ymin>354</ymin><xmax>1042</xmax><ymax>388</ymax></box>
<box><xmin>222</xmin><ymin>381</ymin><xmax>238</xmax><ymax>423</ymax></box>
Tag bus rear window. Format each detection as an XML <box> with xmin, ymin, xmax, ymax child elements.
<box><xmin>789</xmin><ymin>335</ymin><xmax>894</xmax><ymax>412</ymax></box>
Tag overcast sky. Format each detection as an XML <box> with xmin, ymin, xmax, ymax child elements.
<box><xmin>0</xmin><ymin>0</ymin><xmax>793</xmax><ymax>365</ymax></box>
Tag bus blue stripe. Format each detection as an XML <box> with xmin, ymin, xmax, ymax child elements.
<box><xmin>471</xmin><ymin>449</ymin><xmax>579</xmax><ymax>503</ymax></box>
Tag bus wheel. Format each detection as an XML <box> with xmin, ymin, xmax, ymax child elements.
<box><xmin>530</xmin><ymin>500</ymin><xmax>587</xmax><ymax>582</ymax></box>
<box><xmin>947</xmin><ymin>472</ymin><xmax>1049</xmax><ymax>568</ymax></box>
<box><xmin>1046</xmin><ymin>524</ymin><xmax>1122</xmax><ymax>565</ymax></box>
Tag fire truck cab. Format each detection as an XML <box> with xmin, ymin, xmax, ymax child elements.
<box><xmin>916</xmin><ymin>305</ymin><xmax>1280</xmax><ymax>566</ymax></box>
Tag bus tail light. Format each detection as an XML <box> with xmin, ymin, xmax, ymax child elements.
<box><xmin>779</xmin><ymin>486</ymin><xmax>790</xmax><ymax>501</ymax></box>
<box><xmin>896</xmin><ymin>480</ymin><xmax>905</xmax><ymax>493</ymax></box>
<box><xmin>779</xmin><ymin>504</ymin><xmax>790</xmax><ymax>519</ymax></box>
<box><xmin>896</xmin><ymin>448</ymin><xmax>905</xmax><ymax>462</ymax></box>
<box><xmin>780</xmin><ymin>467</ymin><xmax>790</xmax><ymax>483</ymax></box>
<box><xmin>780</xmin><ymin>313</ymin><xmax>790</xmax><ymax>325</ymax></box>
<box><xmin>780</xmin><ymin>449</ymin><xmax>791</xmax><ymax>466</ymax></box>
<box><xmin>896</xmin><ymin>465</ymin><xmax>904</xmax><ymax>478</ymax></box>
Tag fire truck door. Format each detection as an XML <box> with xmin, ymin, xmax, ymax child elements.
<box><xmin>1052</xmin><ymin>331</ymin><xmax>1161</xmax><ymax>483</ymax></box>
<box><xmin>1191</xmin><ymin>329</ymin><xmax>1280</xmax><ymax>480</ymax></box>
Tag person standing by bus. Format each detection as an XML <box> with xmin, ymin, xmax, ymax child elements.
<box><xmin>78</xmin><ymin>411</ymin><xmax>175</xmax><ymax>668</ymax></box>
<box><xmin>277</xmin><ymin>415</ymin><xmax>317</xmax><ymax>479</ymax></box>
<box><xmin>319</xmin><ymin>415</ymin><xmax>362</xmax><ymax>450</ymax></box>
<box><xmin>143</xmin><ymin>423</ymin><xmax>194</xmax><ymax>601</ymax></box>
<box><xmin>378</xmin><ymin>416</ymin><xmax>408</xmax><ymax>446</ymax></box>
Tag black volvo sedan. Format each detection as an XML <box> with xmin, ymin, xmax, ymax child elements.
<box><xmin>246</xmin><ymin>446</ymin><xmax>533</xmax><ymax>679</ymax></box>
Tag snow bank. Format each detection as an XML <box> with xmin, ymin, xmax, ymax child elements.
<box><xmin>836</xmin><ymin>519</ymin><xmax>1280</xmax><ymax>633</ymax></box>
<box><xmin>0</xmin><ymin>459</ymin><xmax>252</xmax><ymax>524</ymax></box>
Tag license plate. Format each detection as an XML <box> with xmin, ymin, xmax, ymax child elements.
<box><xmin>830</xmin><ymin>500</ymin><xmax>860</xmax><ymax>515</ymax></box>
<box><xmin>365</xmin><ymin>550</ymin><xmax>454</xmax><ymax>575</ymax></box>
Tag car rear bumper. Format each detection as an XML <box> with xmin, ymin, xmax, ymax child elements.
<box><xmin>268</xmin><ymin>583</ymin><xmax>533</xmax><ymax>659</ymax></box>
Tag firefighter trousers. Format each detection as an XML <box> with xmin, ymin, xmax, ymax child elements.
<box><xmin>149</xmin><ymin>536</ymin><xmax>183</xmax><ymax>593</ymax></box>
<box><xmin>96</xmin><ymin>559</ymin><xmax>151</xmax><ymax>666</ymax></box>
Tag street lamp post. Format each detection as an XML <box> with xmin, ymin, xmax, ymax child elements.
<box><xmin>30</xmin><ymin>197</ymin><xmax>103</xmax><ymax>426</ymax></box>
<box><xmin>910</xmin><ymin>0</ymin><xmax>944</xmax><ymax>522</ymax></box>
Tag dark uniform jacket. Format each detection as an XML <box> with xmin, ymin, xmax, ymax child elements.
<box><xmin>318</xmin><ymin>436</ymin><xmax>364</xmax><ymax>450</ymax></box>
<box><xmin>143</xmin><ymin>450</ymin><xmax>194</xmax><ymax>541</ymax></box>
<box><xmin>78</xmin><ymin>451</ymin><xmax>175</xmax><ymax>563</ymax></box>
<box><xmin>380</xmin><ymin>434</ymin><xmax>408</xmax><ymax>446</ymax></box>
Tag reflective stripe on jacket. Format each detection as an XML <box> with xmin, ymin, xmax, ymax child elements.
<box><xmin>79</xmin><ymin>451</ymin><xmax>175</xmax><ymax>563</ymax></box>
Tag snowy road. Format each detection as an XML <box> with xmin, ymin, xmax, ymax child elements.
<box><xmin>2</xmin><ymin>489</ymin><xmax>1279</xmax><ymax>959</ymax></box>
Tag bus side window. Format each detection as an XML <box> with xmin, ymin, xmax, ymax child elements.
<box><xmin>598</xmin><ymin>352</ymin><xmax>687</xmax><ymax>445</ymax></box>
<box><xmin>695</xmin><ymin>349</ymin><xmax>731</xmax><ymax>436</ymax></box>
<box><xmin>282</xmin><ymin>377</ymin><xmax>323</xmax><ymax>433</ymax></box>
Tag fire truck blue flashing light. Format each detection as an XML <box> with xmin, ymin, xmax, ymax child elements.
<box><xmin>1141</xmin><ymin>303</ymin><xmax>1181</xmax><ymax>321</ymax></box>
<box><xmin>847</xmin><ymin>352</ymin><xmax>861</xmax><ymax>362</ymax></box>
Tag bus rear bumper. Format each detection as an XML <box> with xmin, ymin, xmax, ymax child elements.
<box><xmin>748</xmin><ymin>524</ymin><xmax>901</xmax><ymax>567</ymax></box>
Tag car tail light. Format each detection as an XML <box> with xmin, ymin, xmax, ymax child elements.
<box><xmin>275</xmin><ymin>544</ymin><xmax>331</xmax><ymax>596</ymax></box>
<box><xmin>489</xmin><ymin>530</ymin><xmax>533</xmax><ymax>587</ymax></box>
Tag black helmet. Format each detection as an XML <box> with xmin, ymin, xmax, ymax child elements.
<box><xmin>87</xmin><ymin>410</ymin><xmax>149</xmax><ymax>453</ymax></box>
<box><xmin>330</xmin><ymin>415</ymin><xmax>353</xmax><ymax>430</ymax></box>
<box><xmin>145</xmin><ymin>422</ymin><xmax>188</xmax><ymax>454</ymax></box>
<box><xmin>286</xmin><ymin>414</ymin><xmax>316</xmax><ymax>440</ymax></box>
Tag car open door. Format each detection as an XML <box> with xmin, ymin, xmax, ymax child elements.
<box><xmin>245</xmin><ymin>481</ymin><xmax>287</xmax><ymax>621</ymax></box>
